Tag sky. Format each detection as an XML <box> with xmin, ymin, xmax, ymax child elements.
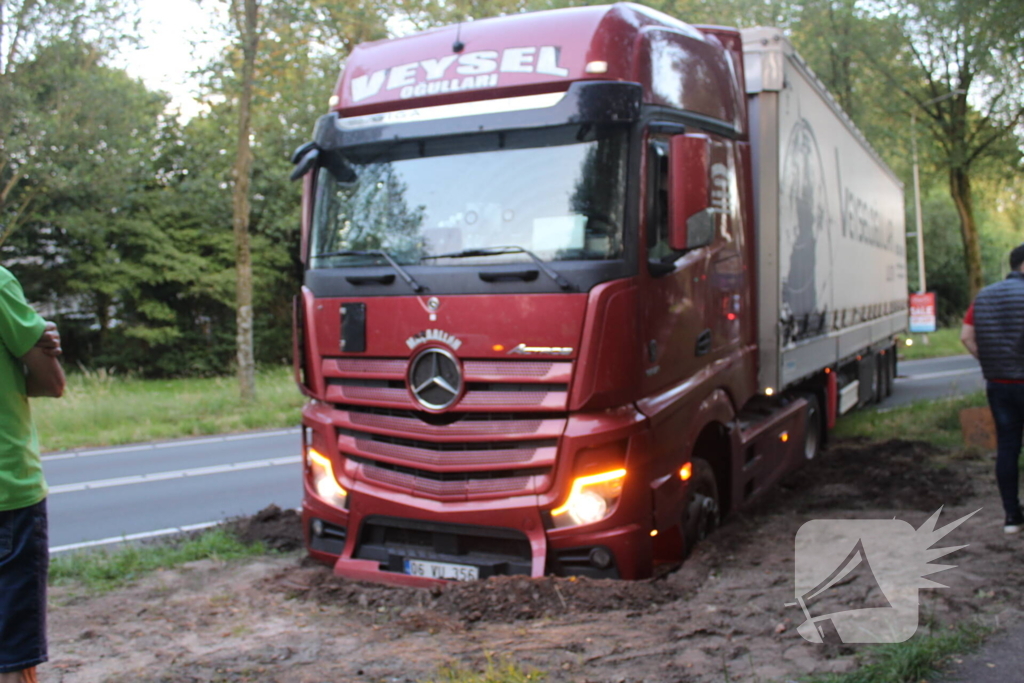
<box><xmin>113</xmin><ymin>0</ymin><xmax>229</xmax><ymax>120</ymax></box>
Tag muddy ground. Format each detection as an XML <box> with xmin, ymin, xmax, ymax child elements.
<box><xmin>43</xmin><ymin>439</ymin><xmax>1024</xmax><ymax>683</ymax></box>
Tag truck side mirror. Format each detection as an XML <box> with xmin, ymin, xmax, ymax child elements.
<box><xmin>668</xmin><ymin>134</ymin><xmax>712</xmax><ymax>251</ymax></box>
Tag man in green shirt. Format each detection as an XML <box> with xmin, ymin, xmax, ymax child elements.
<box><xmin>0</xmin><ymin>265</ymin><xmax>65</xmax><ymax>683</ymax></box>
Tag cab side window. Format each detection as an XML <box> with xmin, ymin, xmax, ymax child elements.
<box><xmin>648</xmin><ymin>139</ymin><xmax>672</xmax><ymax>263</ymax></box>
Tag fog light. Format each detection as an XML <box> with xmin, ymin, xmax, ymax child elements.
<box><xmin>311</xmin><ymin>518</ymin><xmax>324</xmax><ymax>537</ymax></box>
<box><xmin>307</xmin><ymin>448</ymin><xmax>348</xmax><ymax>509</ymax></box>
<box><xmin>551</xmin><ymin>468</ymin><xmax>626</xmax><ymax>529</ymax></box>
<box><xmin>589</xmin><ymin>547</ymin><xmax>613</xmax><ymax>569</ymax></box>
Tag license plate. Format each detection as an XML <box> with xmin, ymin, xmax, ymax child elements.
<box><xmin>404</xmin><ymin>558</ymin><xmax>479</xmax><ymax>581</ymax></box>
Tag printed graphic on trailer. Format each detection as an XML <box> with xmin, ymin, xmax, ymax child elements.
<box><xmin>790</xmin><ymin>508</ymin><xmax>978</xmax><ymax>644</ymax></box>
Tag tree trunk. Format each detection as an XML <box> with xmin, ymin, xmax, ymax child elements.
<box><xmin>232</xmin><ymin>0</ymin><xmax>259</xmax><ymax>400</ymax></box>
<box><xmin>950</xmin><ymin>166</ymin><xmax>983</xmax><ymax>301</ymax></box>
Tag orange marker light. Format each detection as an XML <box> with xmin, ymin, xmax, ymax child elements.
<box><xmin>492</xmin><ymin>344</ymin><xmax>505</xmax><ymax>352</ymax></box>
<box><xmin>780</xmin><ymin>431</ymin><xmax>789</xmax><ymax>443</ymax></box>
<box><xmin>650</xmin><ymin>529</ymin><xmax>659</xmax><ymax>537</ymax></box>
<box><xmin>679</xmin><ymin>462</ymin><xmax>693</xmax><ymax>481</ymax></box>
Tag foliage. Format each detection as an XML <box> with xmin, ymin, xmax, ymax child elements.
<box><xmin>49</xmin><ymin>527</ymin><xmax>269</xmax><ymax>593</ymax></box>
<box><xmin>832</xmin><ymin>391</ymin><xmax>986</xmax><ymax>447</ymax></box>
<box><xmin>898</xmin><ymin>326</ymin><xmax>967</xmax><ymax>359</ymax></box>
<box><xmin>32</xmin><ymin>365</ymin><xmax>302</xmax><ymax>451</ymax></box>
<box><xmin>804</xmin><ymin>621</ymin><xmax>990</xmax><ymax>683</ymax></box>
<box><xmin>427</xmin><ymin>656</ymin><xmax>546</xmax><ymax>683</ymax></box>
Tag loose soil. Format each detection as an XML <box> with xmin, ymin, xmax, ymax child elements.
<box><xmin>44</xmin><ymin>439</ymin><xmax>1023</xmax><ymax>683</ymax></box>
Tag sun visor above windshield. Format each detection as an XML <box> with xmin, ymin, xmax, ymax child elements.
<box><xmin>312</xmin><ymin>81</ymin><xmax>642</xmax><ymax>151</ymax></box>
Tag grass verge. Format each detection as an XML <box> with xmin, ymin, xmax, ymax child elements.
<box><xmin>899</xmin><ymin>327</ymin><xmax>967</xmax><ymax>360</ymax></box>
<box><xmin>833</xmin><ymin>392</ymin><xmax>987</xmax><ymax>447</ymax></box>
<box><xmin>804</xmin><ymin>622</ymin><xmax>991</xmax><ymax>683</ymax></box>
<box><xmin>426</xmin><ymin>656</ymin><xmax>546</xmax><ymax>683</ymax></box>
<box><xmin>49</xmin><ymin>527</ymin><xmax>269</xmax><ymax>593</ymax></box>
<box><xmin>33</xmin><ymin>365</ymin><xmax>303</xmax><ymax>452</ymax></box>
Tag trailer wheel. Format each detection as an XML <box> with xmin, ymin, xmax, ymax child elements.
<box><xmin>801</xmin><ymin>393</ymin><xmax>822</xmax><ymax>460</ymax></box>
<box><xmin>683</xmin><ymin>458</ymin><xmax>720</xmax><ymax>554</ymax></box>
<box><xmin>883</xmin><ymin>352</ymin><xmax>894</xmax><ymax>398</ymax></box>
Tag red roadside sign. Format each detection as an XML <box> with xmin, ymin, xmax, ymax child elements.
<box><xmin>909</xmin><ymin>292</ymin><xmax>937</xmax><ymax>333</ymax></box>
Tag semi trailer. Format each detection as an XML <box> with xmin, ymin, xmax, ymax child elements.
<box><xmin>289</xmin><ymin>3</ymin><xmax>907</xmax><ymax>585</ymax></box>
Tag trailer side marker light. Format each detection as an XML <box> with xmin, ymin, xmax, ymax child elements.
<box><xmin>825</xmin><ymin>367</ymin><xmax>831</xmax><ymax>374</ymax></box>
<box><xmin>308</xmin><ymin>448</ymin><xmax>348</xmax><ymax>509</ymax></box>
<box><xmin>727</xmin><ymin>313</ymin><xmax>737</xmax><ymax>321</ymax></box>
<box><xmin>780</xmin><ymin>431</ymin><xmax>789</xmax><ymax>443</ymax></box>
<box><xmin>679</xmin><ymin>462</ymin><xmax>693</xmax><ymax>481</ymax></box>
<box><xmin>650</xmin><ymin>529</ymin><xmax>659</xmax><ymax>537</ymax></box>
<box><xmin>492</xmin><ymin>344</ymin><xmax>505</xmax><ymax>352</ymax></box>
<box><xmin>585</xmin><ymin>61</ymin><xmax>608</xmax><ymax>74</ymax></box>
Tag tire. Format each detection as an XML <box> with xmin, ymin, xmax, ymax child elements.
<box><xmin>683</xmin><ymin>458</ymin><xmax>720</xmax><ymax>554</ymax></box>
<box><xmin>801</xmin><ymin>392</ymin><xmax>822</xmax><ymax>460</ymax></box>
<box><xmin>884</xmin><ymin>352</ymin><xmax>895</xmax><ymax>397</ymax></box>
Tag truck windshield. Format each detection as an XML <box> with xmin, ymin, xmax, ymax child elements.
<box><xmin>309</xmin><ymin>126</ymin><xmax>628</xmax><ymax>267</ymax></box>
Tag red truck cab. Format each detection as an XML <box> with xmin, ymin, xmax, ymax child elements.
<box><xmin>291</xmin><ymin>3</ymin><xmax>874</xmax><ymax>585</ymax></box>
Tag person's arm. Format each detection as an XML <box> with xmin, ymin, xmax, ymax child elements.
<box><xmin>34</xmin><ymin>320</ymin><xmax>62</xmax><ymax>357</ymax></box>
<box><xmin>21</xmin><ymin>344</ymin><xmax>65</xmax><ymax>397</ymax></box>
<box><xmin>961</xmin><ymin>323</ymin><xmax>978</xmax><ymax>358</ymax></box>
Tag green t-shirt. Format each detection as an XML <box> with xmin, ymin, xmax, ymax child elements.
<box><xmin>0</xmin><ymin>266</ymin><xmax>47</xmax><ymax>511</ymax></box>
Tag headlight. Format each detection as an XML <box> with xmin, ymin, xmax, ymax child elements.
<box><xmin>551</xmin><ymin>468</ymin><xmax>626</xmax><ymax>529</ymax></box>
<box><xmin>307</xmin><ymin>448</ymin><xmax>348</xmax><ymax>509</ymax></box>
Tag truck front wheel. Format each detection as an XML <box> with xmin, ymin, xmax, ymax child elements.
<box><xmin>683</xmin><ymin>458</ymin><xmax>720</xmax><ymax>554</ymax></box>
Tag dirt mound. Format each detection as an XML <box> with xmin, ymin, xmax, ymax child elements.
<box><xmin>268</xmin><ymin>566</ymin><xmax>686</xmax><ymax>624</ymax></box>
<box><xmin>231</xmin><ymin>504</ymin><xmax>304</xmax><ymax>552</ymax></box>
<box><xmin>434</xmin><ymin>574</ymin><xmax>685</xmax><ymax>621</ymax></box>
<box><xmin>780</xmin><ymin>438</ymin><xmax>973</xmax><ymax>512</ymax></box>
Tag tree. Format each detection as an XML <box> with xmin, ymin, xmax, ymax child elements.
<box><xmin>871</xmin><ymin>0</ymin><xmax>1024</xmax><ymax>299</ymax></box>
<box><xmin>0</xmin><ymin>0</ymin><xmax>129</xmax><ymax>247</ymax></box>
<box><xmin>230</xmin><ymin>0</ymin><xmax>261</xmax><ymax>400</ymax></box>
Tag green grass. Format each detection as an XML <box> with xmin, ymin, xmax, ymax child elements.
<box><xmin>833</xmin><ymin>391</ymin><xmax>987</xmax><ymax>447</ymax></box>
<box><xmin>804</xmin><ymin>622</ymin><xmax>991</xmax><ymax>683</ymax></box>
<box><xmin>32</xmin><ymin>365</ymin><xmax>304</xmax><ymax>451</ymax></box>
<box><xmin>49</xmin><ymin>527</ymin><xmax>269</xmax><ymax>592</ymax></box>
<box><xmin>899</xmin><ymin>327</ymin><xmax>967</xmax><ymax>360</ymax></box>
<box><xmin>425</xmin><ymin>656</ymin><xmax>546</xmax><ymax>683</ymax></box>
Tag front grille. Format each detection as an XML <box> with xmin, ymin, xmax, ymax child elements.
<box><xmin>322</xmin><ymin>356</ymin><xmax>571</xmax><ymax>500</ymax></box>
<box><xmin>354</xmin><ymin>516</ymin><xmax>533</xmax><ymax>578</ymax></box>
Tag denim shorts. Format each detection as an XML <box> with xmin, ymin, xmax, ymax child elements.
<box><xmin>0</xmin><ymin>499</ymin><xmax>48</xmax><ymax>673</ymax></box>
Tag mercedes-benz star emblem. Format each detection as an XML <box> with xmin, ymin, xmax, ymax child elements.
<box><xmin>408</xmin><ymin>347</ymin><xmax>462</xmax><ymax>411</ymax></box>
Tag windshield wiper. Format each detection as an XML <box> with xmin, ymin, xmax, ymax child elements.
<box><xmin>310</xmin><ymin>249</ymin><xmax>425</xmax><ymax>293</ymax></box>
<box><xmin>422</xmin><ymin>246</ymin><xmax>576</xmax><ymax>292</ymax></box>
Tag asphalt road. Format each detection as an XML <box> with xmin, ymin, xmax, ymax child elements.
<box><xmin>44</xmin><ymin>428</ymin><xmax>302</xmax><ymax>552</ymax></box>
<box><xmin>42</xmin><ymin>354</ymin><xmax>984</xmax><ymax>553</ymax></box>
<box><xmin>883</xmin><ymin>353</ymin><xmax>984</xmax><ymax>408</ymax></box>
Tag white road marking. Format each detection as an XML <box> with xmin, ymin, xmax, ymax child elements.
<box><xmin>41</xmin><ymin>428</ymin><xmax>301</xmax><ymax>462</ymax></box>
<box><xmin>48</xmin><ymin>455</ymin><xmax>302</xmax><ymax>494</ymax></box>
<box><xmin>50</xmin><ymin>521</ymin><xmax>222</xmax><ymax>554</ymax></box>
<box><xmin>897</xmin><ymin>368</ymin><xmax>981</xmax><ymax>381</ymax></box>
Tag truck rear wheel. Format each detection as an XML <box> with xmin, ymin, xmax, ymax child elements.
<box><xmin>683</xmin><ymin>458</ymin><xmax>720</xmax><ymax>554</ymax></box>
